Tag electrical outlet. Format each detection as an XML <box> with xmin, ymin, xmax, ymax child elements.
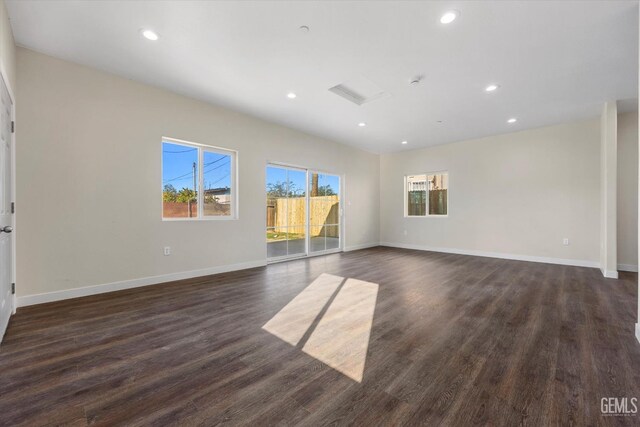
<box><xmin>164</xmin><ymin>246</ymin><xmax>171</xmax><ymax>256</ymax></box>
<box><xmin>562</xmin><ymin>238</ymin><xmax>569</xmax><ymax>246</ymax></box>
<box><xmin>403</xmin><ymin>229</ymin><xmax>408</xmax><ymax>236</ymax></box>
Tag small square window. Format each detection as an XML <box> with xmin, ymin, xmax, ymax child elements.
<box><xmin>162</xmin><ymin>139</ymin><xmax>237</xmax><ymax>220</ymax></box>
<box><xmin>405</xmin><ymin>172</ymin><xmax>448</xmax><ymax>217</ymax></box>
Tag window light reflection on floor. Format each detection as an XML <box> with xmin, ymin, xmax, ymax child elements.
<box><xmin>262</xmin><ymin>273</ymin><xmax>378</xmax><ymax>382</ymax></box>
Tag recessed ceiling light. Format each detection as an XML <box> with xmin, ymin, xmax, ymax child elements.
<box><xmin>141</xmin><ymin>29</ymin><xmax>159</xmax><ymax>41</ymax></box>
<box><xmin>440</xmin><ymin>11</ymin><xmax>459</xmax><ymax>24</ymax></box>
<box><xmin>485</xmin><ymin>84</ymin><xmax>499</xmax><ymax>92</ymax></box>
<box><xmin>507</xmin><ymin>118</ymin><xmax>517</xmax><ymax>123</ymax></box>
<box><xmin>299</xmin><ymin>25</ymin><xmax>310</xmax><ymax>33</ymax></box>
<box><xmin>287</xmin><ymin>92</ymin><xmax>297</xmax><ymax>99</ymax></box>
<box><xmin>358</xmin><ymin>122</ymin><xmax>366</xmax><ymax>127</ymax></box>
<box><xmin>401</xmin><ymin>141</ymin><xmax>408</xmax><ymax>145</ymax></box>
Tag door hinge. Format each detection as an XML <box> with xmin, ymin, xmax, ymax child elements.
<box><xmin>11</xmin><ymin>283</ymin><xmax>15</xmax><ymax>294</ymax></box>
<box><xmin>11</xmin><ymin>121</ymin><xmax>14</xmax><ymax>133</ymax></box>
<box><xmin>11</xmin><ymin>202</ymin><xmax>14</xmax><ymax>214</ymax></box>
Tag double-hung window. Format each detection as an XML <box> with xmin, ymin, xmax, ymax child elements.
<box><xmin>162</xmin><ymin>138</ymin><xmax>237</xmax><ymax>220</ymax></box>
<box><xmin>405</xmin><ymin>172</ymin><xmax>448</xmax><ymax>217</ymax></box>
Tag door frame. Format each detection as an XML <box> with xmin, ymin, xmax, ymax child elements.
<box><xmin>266</xmin><ymin>162</ymin><xmax>343</xmax><ymax>263</ymax></box>
<box><xmin>0</xmin><ymin>61</ymin><xmax>16</xmax><ymax>325</ymax></box>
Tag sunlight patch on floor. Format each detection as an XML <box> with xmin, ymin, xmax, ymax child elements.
<box><xmin>262</xmin><ymin>273</ymin><xmax>379</xmax><ymax>382</ymax></box>
<box><xmin>262</xmin><ymin>273</ymin><xmax>344</xmax><ymax>345</ymax></box>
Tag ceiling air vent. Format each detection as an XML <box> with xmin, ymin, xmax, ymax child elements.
<box><xmin>328</xmin><ymin>76</ymin><xmax>389</xmax><ymax>106</ymax></box>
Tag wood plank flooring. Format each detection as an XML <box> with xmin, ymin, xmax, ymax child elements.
<box><xmin>1</xmin><ymin>247</ymin><xmax>639</xmax><ymax>426</ymax></box>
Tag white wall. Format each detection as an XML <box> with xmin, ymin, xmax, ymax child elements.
<box><xmin>617</xmin><ymin>111</ymin><xmax>638</xmax><ymax>272</ymax></box>
<box><xmin>380</xmin><ymin>119</ymin><xmax>602</xmax><ymax>266</ymax></box>
<box><xmin>15</xmin><ymin>48</ymin><xmax>379</xmax><ymax>301</ymax></box>
<box><xmin>0</xmin><ymin>0</ymin><xmax>15</xmax><ymax>92</ymax></box>
<box><xmin>12</xmin><ymin>42</ymin><xmax>639</xmax><ymax>305</ymax></box>
<box><xmin>637</xmin><ymin>5</ymin><xmax>640</xmax><ymax>343</ymax></box>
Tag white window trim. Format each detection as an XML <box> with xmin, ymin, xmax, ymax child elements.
<box><xmin>404</xmin><ymin>171</ymin><xmax>449</xmax><ymax>218</ymax></box>
<box><xmin>162</xmin><ymin>137</ymin><xmax>238</xmax><ymax>221</ymax></box>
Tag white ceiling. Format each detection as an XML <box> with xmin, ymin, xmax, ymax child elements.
<box><xmin>6</xmin><ymin>0</ymin><xmax>639</xmax><ymax>153</ymax></box>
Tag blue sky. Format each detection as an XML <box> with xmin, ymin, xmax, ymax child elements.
<box><xmin>162</xmin><ymin>142</ymin><xmax>231</xmax><ymax>190</ymax></box>
<box><xmin>163</xmin><ymin>147</ymin><xmax>339</xmax><ymax>195</ymax></box>
<box><xmin>266</xmin><ymin>166</ymin><xmax>339</xmax><ymax>196</ymax></box>
<box><xmin>266</xmin><ymin>166</ymin><xmax>306</xmax><ymax>195</ymax></box>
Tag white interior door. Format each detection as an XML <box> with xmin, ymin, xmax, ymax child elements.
<box><xmin>0</xmin><ymin>75</ymin><xmax>13</xmax><ymax>342</ymax></box>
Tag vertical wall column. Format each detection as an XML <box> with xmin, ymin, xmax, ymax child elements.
<box><xmin>637</xmin><ymin>5</ymin><xmax>640</xmax><ymax>344</ymax></box>
<box><xmin>600</xmin><ymin>101</ymin><xmax>618</xmax><ymax>279</ymax></box>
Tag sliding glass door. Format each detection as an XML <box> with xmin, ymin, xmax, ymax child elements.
<box><xmin>266</xmin><ymin>165</ymin><xmax>341</xmax><ymax>261</ymax></box>
<box><xmin>309</xmin><ymin>172</ymin><xmax>340</xmax><ymax>254</ymax></box>
<box><xmin>266</xmin><ymin>165</ymin><xmax>307</xmax><ymax>259</ymax></box>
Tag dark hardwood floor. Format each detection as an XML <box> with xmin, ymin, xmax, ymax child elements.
<box><xmin>1</xmin><ymin>247</ymin><xmax>639</xmax><ymax>426</ymax></box>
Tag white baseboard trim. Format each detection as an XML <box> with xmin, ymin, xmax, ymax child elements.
<box><xmin>0</xmin><ymin>309</ymin><xmax>10</xmax><ymax>345</ymax></box>
<box><xmin>379</xmin><ymin>241</ymin><xmax>600</xmax><ymax>269</ymax></box>
<box><xmin>344</xmin><ymin>242</ymin><xmax>380</xmax><ymax>252</ymax></box>
<box><xmin>17</xmin><ymin>259</ymin><xmax>267</xmax><ymax>308</ymax></box>
<box><xmin>636</xmin><ymin>324</ymin><xmax>640</xmax><ymax>344</ymax></box>
<box><xmin>601</xmin><ymin>269</ymin><xmax>619</xmax><ymax>279</ymax></box>
<box><xmin>618</xmin><ymin>264</ymin><xmax>639</xmax><ymax>273</ymax></box>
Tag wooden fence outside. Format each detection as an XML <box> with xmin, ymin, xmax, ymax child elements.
<box><xmin>429</xmin><ymin>189</ymin><xmax>447</xmax><ymax>215</ymax></box>
<box><xmin>266</xmin><ymin>195</ymin><xmax>339</xmax><ymax>237</ymax></box>
<box><xmin>163</xmin><ymin>201</ymin><xmax>230</xmax><ymax>218</ymax></box>
<box><xmin>407</xmin><ymin>189</ymin><xmax>447</xmax><ymax>216</ymax></box>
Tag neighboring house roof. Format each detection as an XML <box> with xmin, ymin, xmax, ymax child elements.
<box><xmin>204</xmin><ymin>187</ymin><xmax>230</xmax><ymax>195</ymax></box>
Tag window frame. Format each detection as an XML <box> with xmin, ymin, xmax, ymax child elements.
<box><xmin>404</xmin><ymin>171</ymin><xmax>449</xmax><ymax>218</ymax></box>
<box><xmin>162</xmin><ymin>137</ymin><xmax>238</xmax><ymax>221</ymax></box>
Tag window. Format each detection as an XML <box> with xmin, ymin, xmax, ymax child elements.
<box><xmin>405</xmin><ymin>172</ymin><xmax>448</xmax><ymax>217</ymax></box>
<box><xmin>162</xmin><ymin>138</ymin><xmax>236</xmax><ymax>220</ymax></box>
